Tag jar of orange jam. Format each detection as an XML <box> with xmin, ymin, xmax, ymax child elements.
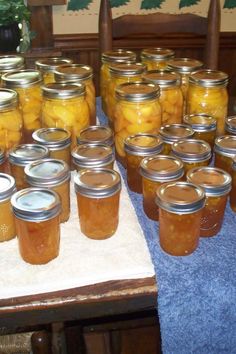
<box><xmin>74</xmin><ymin>168</ymin><xmax>121</xmax><ymax>239</ymax></box>
<box><xmin>124</xmin><ymin>133</ymin><xmax>163</xmax><ymax>193</ymax></box>
<box><xmin>77</xmin><ymin>125</ymin><xmax>114</xmax><ymax>147</ymax></box>
<box><xmin>187</xmin><ymin>167</ymin><xmax>231</xmax><ymax>237</ymax></box>
<box><xmin>141</xmin><ymin>48</ymin><xmax>175</xmax><ymax>70</ymax></box>
<box><xmin>2</xmin><ymin>70</ymin><xmax>43</xmax><ymax>143</ymax></box>
<box><xmin>25</xmin><ymin>159</ymin><xmax>70</xmax><ymax>223</ymax></box>
<box><xmin>0</xmin><ymin>55</ymin><xmax>24</xmax><ymax>81</ymax></box>
<box><xmin>230</xmin><ymin>157</ymin><xmax>236</xmax><ymax>212</ymax></box>
<box><xmin>225</xmin><ymin>116</ymin><xmax>236</xmax><ymax>135</ymax></box>
<box><xmin>159</xmin><ymin>124</ymin><xmax>194</xmax><ymax>155</ymax></box>
<box><xmin>0</xmin><ymin>173</ymin><xmax>16</xmax><ymax>242</ymax></box>
<box><xmin>214</xmin><ymin>135</ymin><xmax>236</xmax><ymax>174</ymax></box>
<box><xmin>11</xmin><ymin>188</ymin><xmax>61</xmax><ymax>264</ymax></box>
<box><xmin>9</xmin><ymin>144</ymin><xmax>49</xmax><ymax>190</ymax></box>
<box><xmin>140</xmin><ymin>155</ymin><xmax>184</xmax><ymax>221</ymax></box>
<box><xmin>156</xmin><ymin>181</ymin><xmax>205</xmax><ymax>256</ymax></box>
<box><xmin>35</xmin><ymin>57</ymin><xmax>73</xmax><ymax>84</ymax></box>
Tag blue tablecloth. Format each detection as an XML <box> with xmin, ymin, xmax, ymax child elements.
<box><xmin>97</xmin><ymin>98</ymin><xmax>236</xmax><ymax>354</ymax></box>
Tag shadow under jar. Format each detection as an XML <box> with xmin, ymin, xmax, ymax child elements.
<box><xmin>214</xmin><ymin>135</ymin><xmax>236</xmax><ymax>174</ymax></box>
<box><xmin>141</xmin><ymin>48</ymin><xmax>175</xmax><ymax>70</ymax></box>
<box><xmin>159</xmin><ymin>123</ymin><xmax>194</xmax><ymax>155</ymax></box>
<box><xmin>0</xmin><ymin>173</ymin><xmax>16</xmax><ymax>242</ymax></box>
<box><xmin>35</xmin><ymin>57</ymin><xmax>73</xmax><ymax>84</ymax></box>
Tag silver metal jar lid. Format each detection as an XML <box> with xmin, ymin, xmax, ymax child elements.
<box><xmin>141</xmin><ymin>48</ymin><xmax>175</xmax><ymax>60</ymax></box>
<box><xmin>167</xmin><ymin>57</ymin><xmax>203</xmax><ymax>73</ymax></box>
<box><xmin>143</xmin><ymin>70</ymin><xmax>181</xmax><ymax>88</ymax></box>
<box><xmin>71</xmin><ymin>143</ymin><xmax>114</xmax><ymax>169</ymax></box>
<box><xmin>0</xmin><ymin>55</ymin><xmax>24</xmax><ymax>72</ymax></box>
<box><xmin>42</xmin><ymin>82</ymin><xmax>85</xmax><ymax>99</ymax></box>
<box><xmin>74</xmin><ymin>168</ymin><xmax>121</xmax><ymax>198</ymax></box>
<box><xmin>2</xmin><ymin>70</ymin><xmax>42</xmax><ymax>88</ymax></box>
<box><xmin>77</xmin><ymin>125</ymin><xmax>114</xmax><ymax>147</ymax></box>
<box><xmin>109</xmin><ymin>62</ymin><xmax>146</xmax><ymax>77</ymax></box>
<box><xmin>32</xmin><ymin>128</ymin><xmax>71</xmax><ymax>150</ymax></box>
<box><xmin>214</xmin><ymin>135</ymin><xmax>236</xmax><ymax>157</ymax></box>
<box><xmin>0</xmin><ymin>88</ymin><xmax>18</xmax><ymax>110</ymax></box>
<box><xmin>11</xmin><ymin>187</ymin><xmax>61</xmax><ymax>221</ymax></box>
<box><xmin>9</xmin><ymin>144</ymin><xmax>49</xmax><ymax>166</ymax></box>
<box><xmin>124</xmin><ymin>134</ymin><xmax>163</xmax><ymax>156</ymax></box>
<box><xmin>101</xmin><ymin>49</ymin><xmax>136</xmax><ymax>63</ymax></box>
<box><xmin>54</xmin><ymin>64</ymin><xmax>93</xmax><ymax>82</ymax></box>
<box><xmin>156</xmin><ymin>181</ymin><xmax>205</xmax><ymax>214</ymax></box>
<box><xmin>189</xmin><ymin>69</ymin><xmax>229</xmax><ymax>87</ymax></box>
<box><xmin>115</xmin><ymin>82</ymin><xmax>160</xmax><ymax>102</ymax></box>
<box><xmin>35</xmin><ymin>57</ymin><xmax>73</xmax><ymax>72</ymax></box>
<box><xmin>0</xmin><ymin>173</ymin><xmax>16</xmax><ymax>201</ymax></box>
<box><xmin>183</xmin><ymin>113</ymin><xmax>217</xmax><ymax>132</ymax></box>
<box><xmin>225</xmin><ymin>116</ymin><xmax>236</xmax><ymax>134</ymax></box>
<box><xmin>159</xmin><ymin>124</ymin><xmax>194</xmax><ymax>144</ymax></box>
<box><xmin>172</xmin><ymin>139</ymin><xmax>211</xmax><ymax>162</ymax></box>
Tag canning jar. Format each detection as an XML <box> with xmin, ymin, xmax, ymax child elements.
<box><xmin>140</xmin><ymin>155</ymin><xmax>184</xmax><ymax>221</ymax></box>
<box><xmin>225</xmin><ymin>116</ymin><xmax>236</xmax><ymax>135</ymax></box>
<box><xmin>141</xmin><ymin>48</ymin><xmax>175</xmax><ymax>70</ymax></box>
<box><xmin>74</xmin><ymin>168</ymin><xmax>121</xmax><ymax>239</ymax></box>
<box><xmin>11</xmin><ymin>188</ymin><xmax>61</xmax><ymax>264</ymax></box>
<box><xmin>159</xmin><ymin>123</ymin><xmax>194</xmax><ymax>155</ymax></box>
<box><xmin>35</xmin><ymin>57</ymin><xmax>73</xmax><ymax>84</ymax></box>
<box><xmin>114</xmin><ymin>82</ymin><xmax>162</xmax><ymax>166</ymax></box>
<box><xmin>214</xmin><ymin>135</ymin><xmax>236</xmax><ymax>173</ymax></box>
<box><xmin>54</xmin><ymin>64</ymin><xmax>96</xmax><ymax>124</ymax></box>
<box><xmin>186</xmin><ymin>69</ymin><xmax>229</xmax><ymax>135</ymax></box>
<box><xmin>143</xmin><ymin>70</ymin><xmax>183</xmax><ymax>124</ymax></box>
<box><xmin>9</xmin><ymin>144</ymin><xmax>49</xmax><ymax>190</ymax></box>
<box><xmin>0</xmin><ymin>55</ymin><xmax>24</xmax><ymax>81</ymax></box>
<box><xmin>0</xmin><ymin>173</ymin><xmax>16</xmax><ymax>242</ymax></box>
<box><xmin>25</xmin><ymin>159</ymin><xmax>70</xmax><ymax>223</ymax></box>
<box><xmin>124</xmin><ymin>133</ymin><xmax>163</xmax><ymax>193</ymax></box>
<box><xmin>77</xmin><ymin>125</ymin><xmax>114</xmax><ymax>147</ymax></box>
<box><xmin>41</xmin><ymin>82</ymin><xmax>90</xmax><ymax>150</ymax></box>
<box><xmin>230</xmin><ymin>157</ymin><xmax>236</xmax><ymax>212</ymax></box>
<box><xmin>156</xmin><ymin>181</ymin><xmax>205</xmax><ymax>256</ymax></box>
<box><xmin>0</xmin><ymin>149</ymin><xmax>7</xmax><ymax>173</ymax></box>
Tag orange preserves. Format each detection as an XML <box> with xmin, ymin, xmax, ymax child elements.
<box><xmin>35</xmin><ymin>57</ymin><xmax>73</xmax><ymax>84</ymax></box>
<box><xmin>141</xmin><ymin>48</ymin><xmax>174</xmax><ymax>70</ymax></box>
<box><xmin>0</xmin><ymin>173</ymin><xmax>16</xmax><ymax>242</ymax></box>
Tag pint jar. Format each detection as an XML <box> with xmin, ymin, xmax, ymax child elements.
<box><xmin>225</xmin><ymin>116</ymin><xmax>236</xmax><ymax>135</ymax></box>
<box><xmin>0</xmin><ymin>173</ymin><xmax>16</xmax><ymax>242</ymax></box>
<box><xmin>124</xmin><ymin>133</ymin><xmax>163</xmax><ymax>193</ymax></box>
<box><xmin>230</xmin><ymin>157</ymin><xmax>236</xmax><ymax>212</ymax></box>
<box><xmin>156</xmin><ymin>181</ymin><xmax>205</xmax><ymax>256</ymax></box>
<box><xmin>140</xmin><ymin>155</ymin><xmax>184</xmax><ymax>221</ymax></box>
<box><xmin>77</xmin><ymin>125</ymin><xmax>114</xmax><ymax>147</ymax></box>
<box><xmin>159</xmin><ymin>123</ymin><xmax>194</xmax><ymax>155</ymax></box>
<box><xmin>11</xmin><ymin>188</ymin><xmax>61</xmax><ymax>264</ymax></box>
<box><xmin>35</xmin><ymin>57</ymin><xmax>73</xmax><ymax>84</ymax></box>
<box><xmin>214</xmin><ymin>135</ymin><xmax>236</xmax><ymax>174</ymax></box>
<box><xmin>0</xmin><ymin>55</ymin><xmax>24</xmax><ymax>82</ymax></box>
<box><xmin>141</xmin><ymin>48</ymin><xmax>175</xmax><ymax>70</ymax></box>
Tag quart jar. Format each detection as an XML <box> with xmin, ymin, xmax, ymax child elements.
<box><xmin>114</xmin><ymin>82</ymin><xmax>162</xmax><ymax>166</ymax></box>
<box><xmin>54</xmin><ymin>64</ymin><xmax>96</xmax><ymax>125</ymax></box>
<box><xmin>156</xmin><ymin>181</ymin><xmax>205</xmax><ymax>256</ymax></box>
<box><xmin>11</xmin><ymin>188</ymin><xmax>61</xmax><ymax>265</ymax></box>
<box><xmin>141</xmin><ymin>48</ymin><xmax>175</xmax><ymax>70</ymax></box>
<box><xmin>186</xmin><ymin>69</ymin><xmax>229</xmax><ymax>135</ymax></box>
<box><xmin>77</xmin><ymin>125</ymin><xmax>114</xmax><ymax>147</ymax></box>
<box><xmin>140</xmin><ymin>155</ymin><xmax>184</xmax><ymax>221</ymax></box>
<box><xmin>25</xmin><ymin>159</ymin><xmax>70</xmax><ymax>223</ymax></box>
<box><xmin>0</xmin><ymin>173</ymin><xmax>16</xmax><ymax>242</ymax></box>
<box><xmin>9</xmin><ymin>144</ymin><xmax>49</xmax><ymax>190</ymax></box>
<box><xmin>143</xmin><ymin>70</ymin><xmax>183</xmax><ymax>124</ymax></box>
<box><xmin>187</xmin><ymin>166</ymin><xmax>231</xmax><ymax>237</ymax></box>
<box><xmin>41</xmin><ymin>82</ymin><xmax>90</xmax><ymax>150</ymax></box>
<box><xmin>2</xmin><ymin>70</ymin><xmax>43</xmax><ymax>143</ymax></box>
<box><xmin>0</xmin><ymin>55</ymin><xmax>24</xmax><ymax>81</ymax></box>
<box><xmin>159</xmin><ymin>123</ymin><xmax>194</xmax><ymax>155</ymax></box>
<box><xmin>74</xmin><ymin>168</ymin><xmax>121</xmax><ymax>239</ymax></box>
<box><xmin>35</xmin><ymin>57</ymin><xmax>73</xmax><ymax>84</ymax></box>
<box><xmin>225</xmin><ymin>116</ymin><xmax>236</xmax><ymax>135</ymax></box>
<box><xmin>230</xmin><ymin>157</ymin><xmax>236</xmax><ymax>212</ymax></box>
<box><xmin>124</xmin><ymin>133</ymin><xmax>163</xmax><ymax>193</ymax></box>
<box><xmin>214</xmin><ymin>135</ymin><xmax>236</xmax><ymax>173</ymax></box>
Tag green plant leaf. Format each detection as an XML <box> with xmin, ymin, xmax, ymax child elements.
<box><xmin>110</xmin><ymin>0</ymin><xmax>130</xmax><ymax>7</ymax></box>
<box><xmin>223</xmin><ymin>0</ymin><xmax>236</xmax><ymax>9</ymax></box>
<box><xmin>140</xmin><ymin>0</ymin><xmax>164</xmax><ymax>9</ymax></box>
<box><xmin>179</xmin><ymin>0</ymin><xmax>200</xmax><ymax>8</ymax></box>
<box><xmin>67</xmin><ymin>0</ymin><xmax>93</xmax><ymax>11</ymax></box>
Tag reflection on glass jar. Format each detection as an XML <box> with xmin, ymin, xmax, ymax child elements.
<box><xmin>35</xmin><ymin>57</ymin><xmax>73</xmax><ymax>84</ymax></box>
<box><xmin>0</xmin><ymin>173</ymin><xmax>16</xmax><ymax>242</ymax></box>
<box><xmin>141</xmin><ymin>48</ymin><xmax>175</xmax><ymax>70</ymax></box>
<box><xmin>159</xmin><ymin>123</ymin><xmax>194</xmax><ymax>155</ymax></box>
<box><xmin>225</xmin><ymin>115</ymin><xmax>236</xmax><ymax>135</ymax></box>
<box><xmin>0</xmin><ymin>55</ymin><xmax>24</xmax><ymax>82</ymax></box>
<box><xmin>214</xmin><ymin>135</ymin><xmax>236</xmax><ymax>174</ymax></box>
<box><xmin>77</xmin><ymin>125</ymin><xmax>114</xmax><ymax>147</ymax></box>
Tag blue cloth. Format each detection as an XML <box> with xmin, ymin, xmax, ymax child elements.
<box><xmin>97</xmin><ymin>98</ymin><xmax>236</xmax><ymax>354</ymax></box>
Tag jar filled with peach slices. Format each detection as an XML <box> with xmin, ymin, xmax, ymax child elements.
<box><xmin>35</xmin><ymin>57</ymin><xmax>73</xmax><ymax>84</ymax></box>
<box><xmin>225</xmin><ymin>115</ymin><xmax>236</xmax><ymax>135</ymax></box>
<box><xmin>159</xmin><ymin>123</ymin><xmax>194</xmax><ymax>155</ymax></box>
<box><xmin>0</xmin><ymin>173</ymin><xmax>16</xmax><ymax>242</ymax></box>
<box><xmin>214</xmin><ymin>135</ymin><xmax>236</xmax><ymax>174</ymax></box>
<box><xmin>77</xmin><ymin>125</ymin><xmax>114</xmax><ymax>147</ymax></box>
<box><xmin>141</xmin><ymin>48</ymin><xmax>175</xmax><ymax>70</ymax></box>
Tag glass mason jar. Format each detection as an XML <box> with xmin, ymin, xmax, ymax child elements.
<box><xmin>54</xmin><ymin>64</ymin><xmax>96</xmax><ymax>125</ymax></box>
<box><xmin>187</xmin><ymin>69</ymin><xmax>229</xmax><ymax>135</ymax></box>
<box><xmin>0</xmin><ymin>173</ymin><xmax>16</xmax><ymax>242</ymax></box>
<box><xmin>214</xmin><ymin>135</ymin><xmax>236</xmax><ymax>174</ymax></box>
<box><xmin>114</xmin><ymin>82</ymin><xmax>162</xmax><ymax>166</ymax></box>
<box><xmin>140</xmin><ymin>155</ymin><xmax>184</xmax><ymax>221</ymax></box>
<box><xmin>159</xmin><ymin>123</ymin><xmax>194</xmax><ymax>155</ymax></box>
<box><xmin>143</xmin><ymin>70</ymin><xmax>183</xmax><ymax>125</ymax></box>
<box><xmin>0</xmin><ymin>148</ymin><xmax>7</xmax><ymax>173</ymax></box>
<box><xmin>25</xmin><ymin>159</ymin><xmax>70</xmax><ymax>223</ymax></box>
<box><xmin>41</xmin><ymin>82</ymin><xmax>90</xmax><ymax>150</ymax></box>
<box><xmin>9</xmin><ymin>144</ymin><xmax>49</xmax><ymax>190</ymax></box>
<box><xmin>100</xmin><ymin>49</ymin><xmax>136</xmax><ymax>114</ymax></box>
<box><xmin>124</xmin><ymin>133</ymin><xmax>163</xmax><ymax>193</ymax></box>
<box><xmin>141</xmin><ymin>48</ymin><xmax>175</xmax><ymax>70</ymax></box>
<box><xmin>183</xmin><ymin>113</ymin><xmax>217</xmax><ymax>149</ymax></box>
<box><xmin>156</xmin><ymin>181</ymin><xmax>205</xmax><ymax>256</ymax></box>
<box><xmin>225</xmin><ymin>115</ymin><xmax>236</xmax><ymax>135</ymax></box>
<box><xmin>230</xmin><ymin>157</ymin><xmax>236</xmax><ymax>212</ymax></box>
<box><xmin>74</xmin><ymin>168</ymin><xmax>121</xmax><ymax>239</ymax></box>
<box><xmin>187</xmin><ymin>166</ymin><xmax>231</xmax><ymax>237</ymax></box>
<box><xmin>35</xmin><ymin>57</ymin><xmax>73</xmax><ymax>84</ymax></box>
<box><xmin>11</xmin><ymin>188</ymin><xmax>61</xmax><ymax>265</ymax></box>
<box><xmin>0</xmin><ymin>55</ymin><xmax>24</xmax><ymax>82</ymax></box>
<box><xmin>77</xmin><ymin>125</ymin><xmax>114</xmax><ymax>147</ymax></box>
<box><xmin>32</xmin><ymin>127</ymin><xmax>71</xmax><ymax>167</ymax></box>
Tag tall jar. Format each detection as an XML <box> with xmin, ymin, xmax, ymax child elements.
<box><xmin>41</xmin><ymin>82</ymin><xmax>90</xmax><ymax>150</ymax></box>
<box><xmin>0</xmin><ymin>173</ymin><xmax>16</xmax><ymax>242</ymax></box>
<box><xmin>0</xmin><ymin>55</ymin><xmax>24</xmax><ymax>82</ymax></box>
<box><xmin>143</xmin><ymin>70</ymin><xmax>183</xmax><ymax>124</ymax></box>
<box><xmin>186</xmin><ymin>69</ymin><xmax>229</xmax><ymax>135</ymax></box>
<box><xmin>2</xmin><ymin>70</ymin><xmax>43</xmax><ymax>143</ymax></box>
<box><xmin>35</xmin><ymin>57</ymin><xmax>73</xmax><ymax>84</ymax></box>
<box><xmin>159</xmin><ymin>123</ymin><xmax>194</xmax><ymax>155</ymax></box>
<box><xmin>141</xmin><ymin>48</ymin><xmax>175</xmax><ymax>70</ymax></box>
<box><xmin>113</xmin><ymin>82</ymin><xmax>162</xmax><ymax>166</ymax></box>
<box><xmin>225</xmin><ymin>116</ymin><xmax>236</xmax><ymax>135</ymax></box>
<box><xmin>214</xmin><ymin>135</ymin><xmax>236</xmax><ymax>174</ymax></box>
<box><xmin>77</xmin><ymin>125</ymin><xmax>114</xmax><ymax>147</ymax></box>
<box><xmin>54</xmin><ymin>64</ymin><xmax>96</xmax><ymax>125</ymax></box>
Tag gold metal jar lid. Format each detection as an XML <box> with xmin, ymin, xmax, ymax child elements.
<box><xmin>71</xmin><ymin>143</ymin><xmax>114</xmax><ymax>169</ymax></box>
<box><xmin>109</xmin><ymin>62</ymin><xmax>146</xmax><ymax>77</ymax></box>
<box><xmin>42</xmin><ymin>82</ymin><xmax>85</xmax><ymax>99</ymax></box>
<box><xmin>167</xmin><ymin>57</ymin><xmax>203</xmax><ymax>73</ymax></box>
<box><xmin>9</xmin><ymin>144</ymin><xmax>49</xmax><ymax>166</ymax></box>
<box><xmin>172</xmin><ymin>139</ymin><xmax>211</xmax><ymax>162</ymax></box>
<box><xmin>141</xmin><ymin>48</ymin><xmax>175</xmax><ymax>61</ymax></box>
<box><xmin>143</xmin><ymin>70</ymin><xmax>181</xmax><ymax>88</ymax></box>
<box><xmin>183</xmin><ymin>113</ymin><xmax>216</xmax><ymax>133</ymax></box>
<box><xmin>189</xmin><ymin>69</ymin><xmax>229</xmax><ymax>87</ymax></box>
<box><xmin>0</xmin><ymin>88</ymin><xmax>18</xmax><ymax>109</ymax></box>
<box><xmin>54</xmin><ymin>64</ymin><xmax>93</xmax><ymax>82</ymax></box>
<box><xmin>225</xmin><ymin>116</ymin><xmax>236</xmax><ymax>135</ymax></box>
<box><xmin>159</xmin><ymin>124</ymin><xmax>194</xmax><ymax>144</ymax></box>
<box><xmin>124</xmin><ymin>133</ymin><xmax>163</xmax><ymax>156</ymax></box>
<box><xmin>115</xmin><ymin>82</ymin><xmax>160</xmax><ymax>102</ymax></box>
<box><xmin>77</xmin><ymin>125</ymin><xmax>114</xmax><ymax>147</ymax></box>
<box><xmin>2</xmin><ymin>70</ymin><xmax>42</xmax><ymax>88</ymax></box>
<box><xmin>102</xmin><ymin>49</ymin><xmax>136</xmax><ymax>63</ymax></box>
<box><xmin>214</xmin><ymin>135</ymin><xmax>236</xmax><ymax>157</ymax></box>
<box><xmin>35</xmin><ymin>57</ymin><xmax>73</xmax><ymax>72</ymax></box>
<box><xmin>0</xmin><ymin>55</ymin><xmax>24</xmax><ymax>72</ymax></box>
<box><xmin>0</xmin><ymin>173</ymin><xmax>16</xmax><ymax>202</ymax></box>
<box><xmin>32</xmin><ymin>128</ymin><xmax>71</xmax><ymax>150</ymax></box>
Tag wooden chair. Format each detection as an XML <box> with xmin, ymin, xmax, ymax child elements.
<box><xmin>99</xmin><ymin>0</ymin><xmax>220</xmax><ymax>69</ymax></box>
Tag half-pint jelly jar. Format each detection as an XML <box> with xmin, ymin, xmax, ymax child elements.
<box><xmin>159</xmin><ymin>123</ymin><xmax>194</xmax><ymax>155</ymax></box>
<box><xmin>77</xmin><ymin>125</ymin><xmax>114</xmax><ymax>147</ymax></box>
<box><xmin>141</xmin><ymin>48</ymin><xmax>175</xmax><ymax>70</ymax></box>
<box><xmin>0</xmin><ymin>173</ymin><xmax>16</xmax><ymax>242</ymax></box>
<box><xmin>156</xmin><ymin>181</ymin><xmax>205</xmax><ymax>256</ymax></box>
<box><xmin>214</xmin><ymin>135</ymin><xmax>236</xmax><ymax>174</ymax></box>
<box><xmin>225</xmin><ymin>116</ymin><xmax>236</xmax><ymax>135</ymax></box>
<box><xmin>35</xmin><ymin>57</ymin><xmax>73</xmax><ymax>84</ymax></box>
<box><xmin>74</xmin><ymin>168</ymin><xmax>121</xmax><ymax>239</ymax></box>
<box><xmin>11</xmin><ymin>188</ymin><xmax>61</xmax><ymax>264</ymax></box>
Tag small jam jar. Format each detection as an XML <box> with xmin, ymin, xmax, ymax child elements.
<box><xmin>156</xmin><ymin>181</ymin><xmax>205</xmax><ymax>256</ymax></box>
<box><xmin>141</xmin><ymin>48</ymin><xmax>175</xmax><ymax>70</ymax></box>
<box><xmin>25</xmin><ymin>159</ymin><xmax>70</xmax><ymax>223</ymax></box>
<box><xmin>225</xmin><ymin>116</ymin><xmax>236</xmax><ymax>135</ymax></box>
<box><xmin>214</xmin><ymin>135</ymin><xmax>236</xmax><ymax>174</ymax></box>
<box><xmin>140</xmin><ymin>155</ymin><xmax>184</xmax><ymax>221</ymax></box>
<box><xmin>159</xmin><ymin>124</ymin><xmax>194</xmax><ymax>155</ymax></box>
<box><xmin>2</xmin><ymin>70</ymin><xmax>43</xmax><ymax>143</ymax></box>
<box><xmin>9</xmin><ymin>144</ymin><xmax>49</xmax><ymax>190</ymax></box>
<box><xmin>143</xmin><ymin>70</ymin><xmax>183</xmax><ymax>125</ymax></box>
<box><xmin>124</xmin><ymin>133</ymin><xmax>163</xmax><ymax>193</ymax></box>
<box><xmin>35</xmin><ymin>57</ymin><xmax>73</xmax><ymax>84</ymax></box>
<box><xmin>187</xmin><ymin>69</ymin><xmax>229</xmax><ymax>135</ymax></box>
<box><xmin>183</xmin><ymin>113</ymin><xmax>217</xmax><ymax>149</ymax></box>
<box><xmin>41</xmin><ymin>83</ymin><xmax>90</xmax><ymax>150</ymax></box>
<box><xmin>11</xmin><ymin>188</ymin><xmax>61</xmax><ymax>264</ymax></box>
<box><xmin>77</xmin><ymin>125</ymin><xmax>114</xmax><ymax>147</ymax></box>
<box><xmin>230</xmin><ymin>157</ymin><xmax>236</xmax><ymax>212</ymax></box>
<box><xmin>114</xmin><ymin>82</ymin><xmax>162</xmax><ymax>166</ymax></box>
<box><xmin>32</xmin><ymin>127</ymin><xmax>71</xmax><ymax>167</ymax></box>
<box><xmin>71</xmin><ymin>144</ymin><xmax>114</xmax><ymax>171</ymax></box>
<box><xmin>74</xmin><ymin>168</ymin><xmax>121</xmax><ymax>239</ymax></box>
<box><xmin>0</xmin><ymin>173</ymin><xmax>16</xmax><ymax>242</ymax></box>
<box><xmin>0</xmin><ymin>55</ymin><xmax>24</xmax><ymax>81</ymax></box>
